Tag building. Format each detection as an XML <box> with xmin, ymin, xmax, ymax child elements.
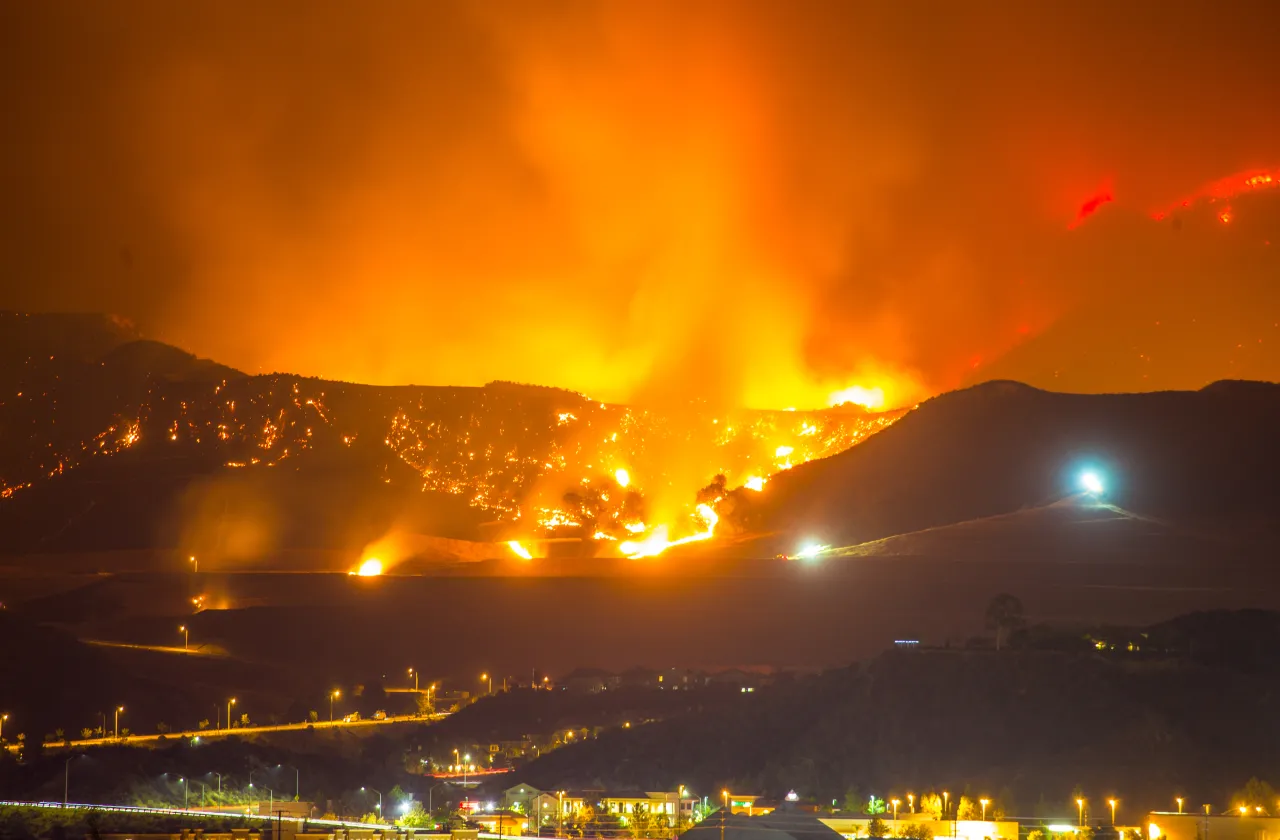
<box><xmin>682</xmin><ymin>810</ymin><xmax>843</xmax><ymax>840</ymax></box>
<box><xmin>1147</xmin><ymin>812</ymin><xmax>1280</xmax><ymax>840</ymax></box>
<box><xmin>561</xmin><ymin>668</ymin><xmax>621</xmax><ymax>693</ymax></box>
<box><xmin>821</xmin><ymin>814</ymin><xmax>1017</xmax><ymax>840</ymax></box>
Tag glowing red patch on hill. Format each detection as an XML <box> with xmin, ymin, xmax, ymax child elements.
<box><xmin>1153</xmin><ymin>168</ymin><xmax>1280</xmax><ymax>220</ymax></box>
<box><xmin>1069</xmin><ymin>190</ymin><xmax>1113</xmax><ymax>229</ymax></box>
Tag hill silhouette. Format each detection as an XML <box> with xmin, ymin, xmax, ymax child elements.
<box><xmin>741</xmin><ymin>380</ymin><xmax>1280</xmax><ymax>549</ymax></box>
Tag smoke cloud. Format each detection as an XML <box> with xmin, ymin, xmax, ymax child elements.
<box><xmin>2</xmin><ymin>0</ymin><xmax>1278</xmax><ymax>407</ymax></box>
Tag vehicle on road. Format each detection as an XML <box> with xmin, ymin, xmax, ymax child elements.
<box><xmin>372</xmin><ymin>710</ymin><xmax>387</xmax><ymax>720</ymax></box>
<box><xmin>343</xmin><ymin>712</ymin><xmax>362</xmax><ymax>723</ymax></box>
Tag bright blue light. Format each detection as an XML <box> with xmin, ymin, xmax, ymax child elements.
<box><xmin>1079</xmin><ymin>470</ymin><xmax>1104</xmax><ymax>495</ymax></box>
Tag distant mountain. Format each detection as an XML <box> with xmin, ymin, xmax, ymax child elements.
<box><xmin>740</xmin><ymin>379</ymin><xmax>1280</xmax><ymax>549</ymax></box>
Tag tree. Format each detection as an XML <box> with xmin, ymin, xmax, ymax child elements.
<box><xmin>156</xmin><ymin>722</ymin><xmax>170</xmax><ymax>734</ymax></box>
<box><xmin>902</xmin><ymin>825</ymin><xmax>933</xmax><ymax>840</ymax></box>
<box><xmin>1232</xmin><ymin>777</ymin><xmax>1276</xmax><ymax>811</ymax></box>
<box><xmin>309</xmin><ymin>710</ymin><xmax>319</xmax><ymax>722</ymax></box>
<box><xmin>198</xmin><ymin>719</ymin><xmax>210</xmax><ymax>731</ymax></box>
<box><xmin>843</xmin><ymin>787</ymin><xmax>864</xmax><ymax>813</ymax></box>
<box><xmin>919</xmin><ymin>794</ymin><xmax>943</xmax><ymax>820</ymax></box>
<box><xmin>80</xmin><ymin>729</ymin><xmax>93</xmax><ymax>740</ymax></box>
<box><xmin>868</xmin><ymin>817</ymin><xmax>889</xmax><ymax>837</ymax></box>
<box><xmin>985</xmin><ymin>594</ymin><xmax>1026</xmax><ymax>650</ymax></box>
<box><xmin>956</xmin><ymin>797</ymin><xmax>979</xmax><ymax>821</ymax></box>
<box><xmin>865</xmin><ymin>797</ymin><xmax>887</xmax><ymax>815</ymax></box>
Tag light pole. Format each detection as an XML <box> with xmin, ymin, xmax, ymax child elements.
<box><xmin>363</xmin><ymin>786</ymin><xmax>383</xmax><ymax>816</ymax></box>
<box><xmin>481</xmin><ymin>673</ymin><xmax>492</xmax><ymax>695</ymax></box>
<box><xmin>0</xmin><ymin>712</ymin><xmax>7</xmax><ymax>742</ymax></box>
<box><xmin>179</xmin><ymin>625</ymin><xmax>189</xmax><ymax>650</ymax></box>
<box><xmin>114</xmin><ymin>706</ymin><xmax>124</xmax><ymax>739</ymax></box>
<box><xmin>1109</xmin><ymin>799</ymin><xmax>1118</xmax><ymax>825</ymax></box>
<box><xmin>211</xmin><ymin>772</ymin><xmax>223</xmax><ymax>793</ymax></box>
<box><xmin>330</xmin><ymin>690</ymin><xmax>341</xmax><ymax>722</ymax></box>
<box><xmin>464</xmin><ymin>753</ymin><xmax>471</xmax><ymax>785</ymax></box>
<box><xmin>189</xmin><ymin>555</ymin><xmax>197</xmax><ymax>573</ymax></box>
<box><xmin>64</xmin><ymin>756</ymin><xmax>76</xmax><ymax>806</ymax></box>
<box><xmin>409</xmin><ymin>668</ymin><xmax>418</xmax><ymax>691</ymax></box>
<box><xmin>980</xmin><ymin>799</ymin><xmax>989</xmax><ymax>822</ymax></box>
<box><xmin>1177</xmin><ymin>798</ymin><xmax>1184</xmax><ymax>814</ymax></box>
<box><xmin>180</xmin><ymin>777</ymin><xmax>189</xmax><ymax>809</ymax></box>
<box><xmin>892</xmin><ymin>799</ymin><xmax>901</xmax><ymax>826</ymax></box>
<box><xmin>908</xmin><ymin>794</ymin><xmax>915</xmax><ymax>814</ymax></box>
<box><xmin>226</xmin><ymin>698</ymin><xmax>236</xmax><ymax>730</ymax></box>
<box><xmin>1077</xmin><ymin>798</ymin><xmax>1085</xmax><ymax>826</ymax></box>
<box><xmin>943</xmin><ymin>792</ymin><xmax>950</xmax><ymax>820</ymax></box>
<box><xmin>277</xmin><ymin>764</ymin><xmax>300</xmax><ymax>800</ymax></box>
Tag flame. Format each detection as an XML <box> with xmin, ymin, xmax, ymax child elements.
<box><xmin>351</xmin><ymin>558</ymin><xmax>384</xmax><ymax>576</ymax></box>
<box><xmin>744</xmin><ymin>476</ymin><xmax>766</xmax><ymax>492</ymax></box>
<box><xmin>619</xmin><ymin>503</ymin><xmax>718</xmax><ymax>559</ymax></box>
<box><xmin>828</xmin><ymin>385</ymin><xmax>886</xmax><ymax>409</ymax></box>
<box><xmin>507</xmin><ymin>540</ymin><xmax>533</xmax><ymax>560</ymax></box>
<box><xmin>614</xmin><ymin>467</ymin><xmax>630</xmax><ymax>488</ymax></box>
<box><xmin>774</xmin><ymin>445</ymin><xmax>794</xmax><ymax>458</ymax></box>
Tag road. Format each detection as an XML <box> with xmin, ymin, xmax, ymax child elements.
<box><xmin>3</xmin><ymin>712</ymin><xmax>448</xmax><ymax>754</ymax></box>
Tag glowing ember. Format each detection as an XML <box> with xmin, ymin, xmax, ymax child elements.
<box><xmin>828</xmin><ymin>385</ymin><xmax>886</xmax><ymax>409</ymax></box>
<box><xmin>744</xmin><ymin>476</ymin><xmax>766</xmax><ymax>491</ymax></box>
<box><xmin>614</xmin><ymin>467</ymin><xmax>631</xmax><ymax>488</ymax></box>
<box><xmin>774</xmin><ymin>445</ymin><xmax>794</xmax><ymax>458</ymax></box>
<box><xmin>352</xmin><ymin>558</ymin><xmax>383</xmax><ymax>576</ymax></box>
<box><xmin>507</xmin><ymin>540</ymin><xmax>533</xmax><ymax>560</ymax></box>
<box><xmin>1069</xmin><ymin>188</ymin><xmax>1114</xmax><ymax>229</ymax></box>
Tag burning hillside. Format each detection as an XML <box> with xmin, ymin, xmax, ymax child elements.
<box><xmin>0</xmin><ymin>321</ymin><xmax>903</xmax><ymax>563</ymax></box>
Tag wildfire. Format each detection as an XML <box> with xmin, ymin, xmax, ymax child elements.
<box><xmin>351</xmin><ymin>558</ymin><xmax>384</xmax><ymax>576</ymax></box>
<box><xmin>619</xmin><ymin>503</ymin><xmax>718</xmax><ymax>559</ymax></box>
<box><xmin>828</xmin><ymin>385</ymin><xmax>886</xmax><ymax>410</ymax></box>
<box><xmin>744</xmin><ymin>476</ymin><xmax>766</xmax><ymax>491</ymax></box>
<box><xmin>507</xmin><ymin>540</ymin><xmax>533</xmax><ymax>560</ymax></box>
<box><xmin>614</xmin><ymin>467</ymin><xmax>630</xmax><ymax>488</ymax></box>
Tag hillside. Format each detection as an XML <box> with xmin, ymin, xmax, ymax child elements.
<box><xmin>741</xmin><ymin>380</ymin><xmax>1280</xmax><ymax>549</ymax></box>
<box><xmin>0</xmin><ymin>313</ymin><xmax>895</xmax><ymax>558</ymax></box>
<box><xmin>513</xmin><ymin>612</ymin><xmax>1280</xmax><ymax>816</ymax></box>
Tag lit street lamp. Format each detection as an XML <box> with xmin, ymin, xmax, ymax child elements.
<box><xmin>408</xmin><ymin>667</ymin><xmax>418</xmax><ymax>691</ymax></box>
<box><xmin>277</xmin><ymin>763</ymin><xmax>300</xmax><ymax>800</ymax></box>
<box><xmin>226</xmin><ymin>698</ymin><xmax>236</xmax><ymax>730</ymax></box>
<box><xmin>1109</xmin><ymin>799</ymin><xmax>1118</xmax><ymax>825</ymax></box>
<box><xmin>363</xmin><ymin>786</ymin><xmax>384</xmax><ymax>815</ymax></box>
<box><xmin>0</xmin><ymin>712</ymin><xmax>8</xmax><ymax>742</ymax></box>
<box><xmin>943</xmin><ymin>792</ymin><xmax>950</xmax><ymax>820</ymax></box>
<box><xmin>1077</xmin><ymin>799</ymin><xmax>1085</xmax><ymax>826</ymax></box>
<box><xmin>179</xmin><ymin>625</ymin><xmax>189</xmax><ymax>650</ymax></box>
<box><xmin>980</xmin><ymin>799</ymin><xmax>990</xmax><ymax>822</ymax></box>
<box><xmin>892</xmin><ymin>799</ymin><xmax>900</xmax><ymax>825</ymax></box>
<box><xmin>481</xmin><ymin>673</ymin><xmax>492</xmax><ymax>694</ymax></box>
<box><xmin>330</xmin><ymin>690</ymin><xmax>341</xmax><ymax>722</ymax></box>
<box><xmin>114</xmin><ymin>706</ymin><xmax>124</xmax><ymax>739</ymax></box>
<box><xmin>908</xmin><ymin>794</ymin><xmax>915</xmax><ymax>814</ymax></box>
<box><xmin>189</xmin><ymin>555</ymin><xmax>198</xmax><ymax>573</ymax></box>
<box><xmin>1176</xmin><ymin>798</ymin><xmax>1184</xmax><ymax>815</ymax></box>
<box><xmin>180</xmin><ymin>776</ymin><xmax>189</xmax><ymax>809</ymax></box>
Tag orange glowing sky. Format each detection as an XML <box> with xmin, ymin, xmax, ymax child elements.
<box><xmin>2</xmin><ymin>1</ymin><xmax>1278</xmax><ymax>408</ymax></box>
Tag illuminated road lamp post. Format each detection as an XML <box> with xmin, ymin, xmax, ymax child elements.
<box><xmin>943</xmin><ymin>792</ymin><xmax>950</xmax><ymax>819</ymax></box>
<box><xmin>179</xmin><ymin>625</ymin><xmax>189</xmax><ymax>650</ymax></box>
<box><xmin>330</xmin><ymin>690</ymin><xmax>340</xmax><ymax>722</ymax></box>
<box><xmin>481</xmin><ymin>673</ymin><xmax>492</xmax><ymax>695</ymax></box>
<box><xmin>362</xmin><ymin>786</ymin><xmax>383</xmax><ymax>815</ymax></box>
<box><xmin>892</xmin><ymin>799</ymin><xmax>901</xmax><ymax>826</ymax></box>
<box><xmin>1109</xmin><ymin>799</ymin><xmax>1118</xmax><ymax>825</ymax></box>
<box><xmin>180</xmin><ymin>776</ymin><xmax>189</xmax><ymax>809</ymax></box>
<box><xmin>226</xmin><ymin>698</ymin><xmax>236</xmax><ymax>730</ymax></box>
<box><xmin>408</xmin><ymin>668</ymin><xmax>418</xmax><ymax>691</ymax></box>
<box><xmin>0</xmin><ymin>712</ymin><xmax>8</xmax><ymax>742</ymax></box>
<box><xmin>1078</xmin><ymin>799</ymin><xmax>1085</xmax><ymax>826</ymax></box>
<box><xmin>1177</xmin><ymin>798</ymin><xmax>1184</xmax><ymax>815</ymax></box>
<box><xmin>114</xmin><ymin>706</ymin><xmax>124</xmax><ymax>739</ymax></box>
<box><xmin>980</xmin><ymin>799</ymin><xmax>990</xmax><ymax>822</ymax></box>
<box><xmin>464</xmin><ymin>753</ymin><xmax>471</xmax><ymax>785</ymax></box>
<box><xmin>908</xmin><ymin>794</ymin><xmax>915</xmax><ymax>814</ymax></box>
<box><xmin>189</xmin><ymin>555</ymin><xmax>197</xmax><ymax>573</ymax></box>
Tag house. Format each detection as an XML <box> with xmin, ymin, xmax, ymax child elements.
<box><xmin>502</xmin><ymin>783</ymin><xmax>542</xmax><ymax>815</ymax></box>
<box><xmin>561</xmin><ymin>667</ymin><xmax>620</xmax><ymax>693</ymax></box>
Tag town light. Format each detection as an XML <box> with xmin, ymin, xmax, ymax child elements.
<box><xmin>1109</xmin><ymin>799</ymin><xmax>1118</xmax><ymax>824</ymax></box>
<box><xmin>1078</xmin><ymin>798</ymin><xmax>1085</xmax><ymax>826</ymax></box>
<box><xmin>1176</xmin><ymin>798</ymin><xmax>1183</xmax><ymax>814</ymax></box>
<box><xmin>980</xmin><ymin>799</ymin><xmax>990</xmax><ymax>821</ymax></box>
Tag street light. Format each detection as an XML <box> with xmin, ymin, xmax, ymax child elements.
<box><xmin>189</xmin><ymin>555</ymin><xmax>197</xmax><ymax>573</ymax></box>
<box><xmin>179</xmin><ymin>776</ymin><xmax>189</xmax><ymax>809</ymax></box>
<box><xmin>1176</xmin><ymin>798</ymin><xmax>1184</xmax><ymax>815</ymax></box>
<box><xmin>1109</xmin><ymin>799</ymin><xmax>1118</xmax><ymax>825</ymax></box>
<box><xmin>114</xmin><ymin>706</ymin><xmax>124</xmax><ymax>739</ymax></box>
<box><xmin>908</xmin><ymin>794</ymin><xmax>915</xmax><ymax>814</ymax></box>
<box><xmin>0</xmin><ymin>713</ymin><xmax>8</xmax><ymax>742</ymax></box>
<box><xmin>892</xmin><ymin>799</ymin><xmax>901</xmax><ymax>824</ymax></box>
<box><xmin>330</xmin><ymin>690</ymin><xmax>341</xmax><ymax>722</ymax></box>
<box><xmin>980</xmin><ymin>799</ymin><xmax>990</xmax><ymax>822</ymax></box>
<box><xmin>179</xmin><ymin>625</ymin><xmax>189</xmax><ymax>650</ymax></box>
<box><xmin>227</xmin><ymin>698</ymin><xmax>236</xmax><ymax>730</ymax></box>
<box><xmin>408</xmin><ymin>668</ymin><xmax>418</xmax><ymax>691</ymax></box>
<box><xmin>943</xmin><ymin>792</ymin><xmax>950</xmax><ymax>819</ymax></box>
<box><xmin>1078</xmin><ymin>798</ymin><xmax>1085</xmax><ymax>826</ymax></box>
<box><xmin>64</xmin><ymin>755</ymin><xmax>77</xmax><ymax>806</ymax></box>
<box><xmin>481</xmin><ymin>673</ymin><xmax>492</xmax><ymax>694</ymax></box>
<box><xmin>277</xmin><ymin>763</ymin><xmax>300</xmax><ymax>800</ymax></box>
<box><xmin>464</xmin><ymin>753</ymin><xmax>471</xmax><ymax>785</ymax></box>
<box><xmin>362</xmin><ymin>786</ymin><xmax>384</xmax><ymax>814</ymax></box>
<box><xmin>1238</xmin><ymin>807</ymin><xmax>1247</xmax><ymax>817</ymax></box>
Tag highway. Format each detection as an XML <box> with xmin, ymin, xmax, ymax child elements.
<box><xmin>2</xmin><ymin>712</ymin><xmax>448</xmax><ymax>754</ymax></box>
